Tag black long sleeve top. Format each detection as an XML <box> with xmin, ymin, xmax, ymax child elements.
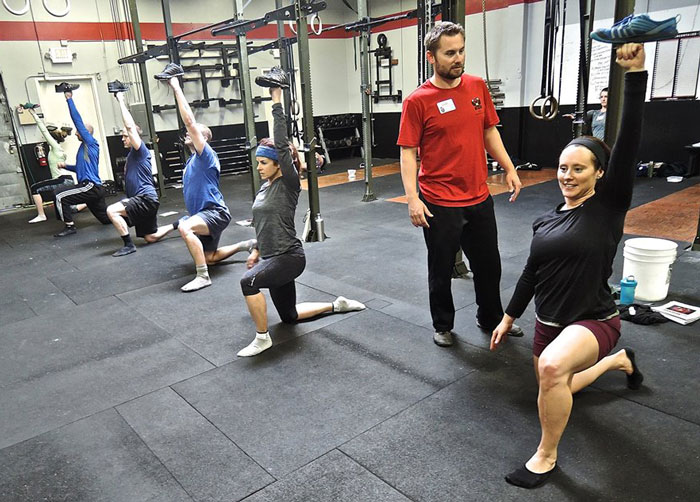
<box><xmin>506</xmin><ymin>71</ymin><xmax>648</xmax><ymax>325</ymax></box>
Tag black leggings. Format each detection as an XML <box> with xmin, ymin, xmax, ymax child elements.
<box><xmin>30</xmin><ymin>175</ymin><xmax>74</xmax><ymax>200</ymax></box>
<box><xmin>240</xmin><ymin>247</ymin><xmax>306</xmax><ymax>323</ymax></box>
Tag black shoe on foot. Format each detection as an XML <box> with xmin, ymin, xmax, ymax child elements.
<box><xmin>154</xmin><ymin>63</ymin><xmax>184</xmax><ymax>80</ymax></box>
<box><xmin>107</xmin><ymin>79</ymin><xmax>129</xmax><ymax>94</ymax></box>
<box><xmin>433</xmin><ymin>330</ymin><xmax>455</xmax><ymax>347</ymax></box>
<box><xmin>255</xmin><ymin>66</ymin><xmax>290</xmax><ymax>89</ymax></box>
<box><xmin>624</xmin><ymin>347</ymin><xmax>644</xmax><ymax>390</ymax></box>
<box><xmin>112</xmin><ymin>245</ymin><xmax>137</xmax><ymax>257</ymax></box>
<box><xmin>55</xmin><ymin>82</ymin><xmax>80</xmax><ymax>93</ymax></box>
<box><xmin>505</xmin><ymin>464</ymin><xmax>558</xmax><ymax>489</ymax></box>
<box><xmin>54</xmin><ymin>225</ymin><xmax>76</xmax><ymax>237</ymax></box>
<box><xmin>477</xmin><ymin>320</ymin><xmax>524</xmax><ymax>337</ymax></box>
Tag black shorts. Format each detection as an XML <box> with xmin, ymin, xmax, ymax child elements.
<box><xmin>184</xmin><ymin>206</ymin><xmax>231</xmax><ymax>252</ymax></box>
<box><xmin>123</xmin><ymin>194</ymin><xmax>159</xmax><ymax>237</ymax></box>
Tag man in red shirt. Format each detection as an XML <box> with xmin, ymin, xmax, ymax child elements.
<box><xmin>398</xmin><ymin>21</ymin><xmax>523</xmax><ymax>347</ymax></box>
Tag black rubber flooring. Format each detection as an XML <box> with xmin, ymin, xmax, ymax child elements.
<box><xmin>1</xmin><ymin>162</ymin><xmax>699</xmax><ymax>501</ymax></box>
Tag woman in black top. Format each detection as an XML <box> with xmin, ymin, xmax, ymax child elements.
<box><xmin>490</xmin><ymin>44</ymin><xmax>647</xmax><ymax>489</ymax></box>
<box><xmin>236</xmin><ymin>84</ymin><xmax>365</xmax><ymax>358</ymax></box>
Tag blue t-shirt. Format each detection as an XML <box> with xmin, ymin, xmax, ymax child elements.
<box><xmin>182</xmin><ymin>143</ymin><xmax>227</xmax><ymax>215</ymax></box>
<box><xmin>125</xmin><ymin>143</ymin><xmax>157</xmax><ymax>200</ymax></box>
<box><xmin>67</xmin><ymin>98</ymin><xmax>101</xmax><ymax>185</ymax></box>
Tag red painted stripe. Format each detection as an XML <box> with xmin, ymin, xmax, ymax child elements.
<box><xmin>0</xmin><ymin>0</ymin><xmax>538</xmax><ymax>42</ymax></box>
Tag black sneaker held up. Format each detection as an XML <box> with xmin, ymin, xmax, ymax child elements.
<box><xmin>107</xmin><ymin>80</ymin><xmax>129</xmax><ymax>94</ymax></box>
<box><xmin>55</xmin><ymin>82</ymin><xmax>80</xmax><ymax>93</ymax></box>
<box><xmin>154</xmin><ymin>63</ymin><xmax>184</xmax><ymax>81</ymax></box>
<box><xmin>255</xmin><ymin>66</ymin><xmax>290</xmax><ymax>89</ymax></box>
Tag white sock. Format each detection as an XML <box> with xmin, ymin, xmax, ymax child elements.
<box><xmin>332</xmin><ymin>296</ymin><xmax>366</xmax><ymax>313</ymax></box>
<box><xmin>29</xmin><ymin>215</ymin><xmax>47</xmax><ymax>224</ymax></box>
<box><xmin>237</xmin><ymin>332</ymin><xmax>272</xmax><ymax>357</ymax></box>
<box><xmin>181</xmin><ymin>275</ymin><xmax>212</xmax><ymax>292</ymax></box>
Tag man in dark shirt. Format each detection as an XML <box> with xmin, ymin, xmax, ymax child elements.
<box><xmin>106</xmin><ymin>88</ymin><xmax>166</xmax><ymax>256</ymax></box>
<box><xmin>52</xmin><ymin>85</ymin><xmax>110</xmax><ymax>237</ymax></box>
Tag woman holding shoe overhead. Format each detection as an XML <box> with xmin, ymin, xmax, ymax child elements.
<box><xmin>490</xmin><ymin>43</ymin><xmax>647</xmax><ymax>489</ymax></box>
<box><xmin>236</xmin><ymin>68</ymin><xmax>365</xmax><ymax>358</ymax></box>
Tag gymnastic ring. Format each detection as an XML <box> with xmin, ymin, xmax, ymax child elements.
<box><xmin>310</xmin><ymin>14</ymin><xmax>322</xmax><ymax>36</ymax></box>
<box><xmin>287</xmin><ymin>20</ymin><xmax>297</xmax><ymax>35</ymax></box>
<box><xmin>540</xmin><ymin>95</ymin><xmax>559</xmax><ymax>121</ymax></box>
<box><xmin>43</xmin><ymin>0</ymin><xmax>70</xmax><ymax>18</ymax></box>
<box><xmin>290</xmin><ymin>99</ymin><xmax>301</xmax><ymax>118</ymax></box>
<box><xmin>529</xmin><ymin>95</ymin><xmax>558</xmax><ymax>121</ymax></box>
<box><xmin>3</xmin><ymin>0</ymin><xmax>29</xmax><ymax>16</ymax></box>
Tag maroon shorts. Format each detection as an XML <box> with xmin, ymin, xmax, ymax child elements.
<box><xmin>533</xmin><ymin>316</ymin><xmax>621</xmax><ymax>361</ymax></box>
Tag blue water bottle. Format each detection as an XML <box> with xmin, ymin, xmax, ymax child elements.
<box><xmin>620</xmin><ymin>275</ymin><xmax>637</xmax><ymax>304</ymax></box>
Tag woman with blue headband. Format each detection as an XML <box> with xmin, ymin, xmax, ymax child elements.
<box><xmin>489</xmin><ymin>43</ymin><xmax>647</xmax><ymax>489</ymax></box>
<box><xmin>236</xmin><ymin>79</ymin><xmax>365</xmax><ymax>357</ymax></box>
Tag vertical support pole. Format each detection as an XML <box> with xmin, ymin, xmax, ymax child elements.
<box><xmin>358</xmin><ymin>0</ymin><xmax>376</xmax><ymax>202</ymax></box>
<box><xmin>574</xmin><ymin>0</ymin><xmax>595</xmax><ymax>138</ymax></box>
<box><xmin>294</xmin><ymin>0</ymin><xmax>324</xmax><ymax>241</ymax></box>
<box><xmin>442</xmin><ymin>0</ymin><xmax>466</xmax><ymax>26</ymax></box>
<box><xmin>604</xmin><ymin>0</ymin><xmax>635</xmax><ymax>144</ymax></box>
<box><xmin>276</xmin><ymin>0</ymin><xmax>294</xmax><ymax>137</ymax></box>
<box><xmin>128</xmin><ymin>0</ymin><xmax>165</xmax><ymax>197</ymax></box>
<box><xmin>233</xmin><ymin>0</ymin><xmax>261</xmax><ymax>197</ymax></box>
<box><xmin>417</xmin><ymin>0</ymin><xmax>434</xmax><ymax>85</ymax></box>
<box><xmin>160</xmin><ymin>0</ymin><xmax>184</xmax><ymax>132</ymax></box>
<box><xmin>428</xmin><ymin>1</ymin><xmax>469</xmax><ymax>278</ymax></box>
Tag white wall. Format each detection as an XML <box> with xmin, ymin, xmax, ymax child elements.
<box><xmin>2</xmin><ymin>0</ymin><xmax>700</xmax><ymax>150</ymax></box>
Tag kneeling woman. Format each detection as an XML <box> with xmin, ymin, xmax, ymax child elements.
<box><xmin>237</xmin><ymin>84</ymin><xmax>365</xmax><ymax>357</ymax></box>
<box><xmin>490</xmin><ymin>43</ymin><xmax>647</xmax><ymax>488</ymax></box>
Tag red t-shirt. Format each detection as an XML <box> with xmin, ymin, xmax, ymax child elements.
<box><xmin>397</xmin><ymin>74</ymin><xmax>499</xmax><ymax>206</ymax></box>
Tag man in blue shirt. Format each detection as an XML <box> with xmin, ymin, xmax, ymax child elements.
<box><xmin>105</xmin><ymin>85</ymin><xmax>168</xmax><ymax>256</ymax></box>
<box><xmin>152</xmin><ymin>63</ymin><xmax>251</xmax><ymax>292</ymax></box>
<box><xmin>52</xmin><ymin>83</ymin><xmax>110</xmax><ymax>237</ymax></box>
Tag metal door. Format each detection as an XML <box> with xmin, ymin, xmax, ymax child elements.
<box><xmin>0</xmin><ymin>74</ymin><xmax>29</xmax><ymax>209</ymax></box>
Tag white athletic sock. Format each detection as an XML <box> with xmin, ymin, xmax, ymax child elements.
<box><xmin>196</xmin><ymin>264</ymin><xmax>209</xmax><ymax>278</ymax></box>
<box><xmin>181</xmin><ymin>274</ymin><xmax>212</xmax><ymax>292</ymax></box>
<box><xmin>237</xmin><ymin>332</ymin><xmax>272</xmax><ymax>357</ymax></box>
<box><xmin>332</xmin><ymin>296</ymin><xmax>366</xmax><ymax>313</ymax></box>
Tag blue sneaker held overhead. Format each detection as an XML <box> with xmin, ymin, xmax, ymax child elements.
<box><xmin>590</xmin><ymin>13</ymin><xmax>680</xmax><ymax>44</ymax></box>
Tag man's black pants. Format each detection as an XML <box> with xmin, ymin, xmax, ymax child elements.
<box><xmin>422</xmin><ymin>195</ymin><xmax>504</xmax><ymax>332</ymax></box>
<box><xmin>53</xmin><ymin>181</ymin><xmax>109</xmax><ymax>225</ymax></box>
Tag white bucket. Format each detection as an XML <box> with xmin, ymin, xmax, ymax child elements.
<box><xmin>622</xmin><ymin>238</ymin><xmax>678</xmax><ymax>302</ymax></box>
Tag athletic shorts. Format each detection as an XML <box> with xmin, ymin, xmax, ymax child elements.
<box><xmin>123</xmin><ymin>194</ymin><xmax>160</xmax><ymax>238</ymax></box>
<box><xmin>184</xmin><ymin>206</ymin><xmax>231</xmax><ymax>252</ymax></box>
<box><xmin>533</xmin><ymin>315</ymin><xmax>622</xmax><ymax>362</ymax></box>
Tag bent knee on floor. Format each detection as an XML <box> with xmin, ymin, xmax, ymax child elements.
<box><xmin>279</xmin><ymin>312</ymin><xmax>299</xmax><ymax>324</ymax></box>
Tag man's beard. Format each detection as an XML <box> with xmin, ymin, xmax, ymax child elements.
<box><xmin>436</xmin><ymin>63</ymin><xmax>463</xmax><ymax>81</ymax></box>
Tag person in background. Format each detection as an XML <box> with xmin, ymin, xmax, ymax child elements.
<box><xmin>21</xmin><ymin>104</ymin><xmax>85</xmax><ymax>224</ymax></box>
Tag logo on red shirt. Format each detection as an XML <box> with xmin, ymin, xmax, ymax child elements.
<box><xmin>471</xmin><ymin>97</ymin><xmax>482</xmax><ymax>110</ymax></box>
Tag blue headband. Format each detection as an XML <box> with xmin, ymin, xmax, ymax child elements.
<box><xmin>256</xmin><ymin>145</ymin><xmax>278</xmax><ymax>161</ymax></box>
